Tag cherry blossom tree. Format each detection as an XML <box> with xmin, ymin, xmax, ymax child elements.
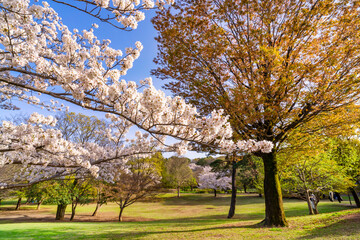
<box><xmin>0</xmin><ymin>0</ymin><xmax>273</xmax><ymax>190</ymax></box>
<box><xmin>196</xmin><ymin>165</ymin><xmax>231</xmax><ymax>197</ymax></box>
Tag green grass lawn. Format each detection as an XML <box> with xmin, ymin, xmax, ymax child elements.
<box><xmin>0</xmin><ymin>193</ymin><xmax>359</xmax><ymax>239</ymax></box>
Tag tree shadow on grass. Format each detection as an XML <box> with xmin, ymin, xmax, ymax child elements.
<box><xmin>0</xmin><ymin>219</ymin><xmax>267</xmax><ymax>240</ymax></box>
<box><xmin>296</xmin><ymin>213</ymin><xmax>360</xmax><ymax>240</ymax></box>
<box><xmin>161</xmin><ymin>194</ymin><xmax>265</xmax><ymax>207</ymax></box>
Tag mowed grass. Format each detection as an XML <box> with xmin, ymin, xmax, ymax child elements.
<box><xmin>0</xmin><ymin>193</ymin><xmax>360</xmax><ymax>239</ymax></box>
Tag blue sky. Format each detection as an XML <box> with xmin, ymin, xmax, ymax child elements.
<box><xmin>0</xmin><ymin>1</ymin><xmax>207</xmax><ymax>159</ymax></box>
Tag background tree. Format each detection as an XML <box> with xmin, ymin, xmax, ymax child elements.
<box><xmin>279</xmin><ymin>148</ymin><xmax>353</xmax><ymax>215</ymax></box>
<box><xmin>327</xmin><ymin>138</ymin><xmax>360</xmax><ymax>207</ymax></box>
<box><xmin>105</xmin><ymin>156</ymin><xmax>162</xmax><ymax>222</ymax></box>
<box><xmin>25</xmin><ymin>182</ymin><xmax>49</xmax><ymax>210</ymax></box>
<box><xmin>44</xmin><ymin>180</ymin><xmax>73</xmax><ymax>220</ymax></box>
<box><xmin>152</xmin><ymin>0</ymin><xmax>360</xmax><ymax>226</ymax></box>
<box><xmin>163</xmin><ymin>156</ymin><xmax>193</xmax><ymax>197</ymax></box>
<box><xmin>91</xmin><ymin>181</ymin><xmax>109</xmax><ymax>217</ymax></box>
<box><xmin>236</xmin><ymin>155</ymin><xmax>262</xmax><ymax>194</ymax></box>
<box><xmin>56</xmin><ymin>112</ymin><xmax>109</xmax><ymax>145</ymax></box>
<box><xmin>68</xmin><ymin>178</ymin><xmax>96</xmax><ymax>221</ymax></box>
<box><xmin>13</xmin><ymin>188</ymin><xmax>26</xmax><ymax>210</ymax></box>
<box><xmin>198</xmin><ymin>166</ymin><xmax>231</xmax><ymax>197</ymax></box>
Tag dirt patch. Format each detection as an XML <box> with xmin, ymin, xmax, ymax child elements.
<box><xmin>338</xmin><ymin>212</ymin><xmax>360</xmax><ymax>222</ymax></box>
<box><xmin>0</xmin><ymin>208</ymin><xmax>155</xmax><ymax>223</ymax></box>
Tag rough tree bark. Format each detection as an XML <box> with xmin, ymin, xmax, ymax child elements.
<box><xmin>261</xmin><ymin>151</ymin><xmax>288</xmax><ymax>227</ymax></box>
<box><xmin>227</xmin><ymin>161</ymin><xmax>237</xmax><ymax>218</ymax></box>
<box><xmin>55</xmin><ymin>204</ymin><xmax>67</xmax><ymax>220</ymax></box>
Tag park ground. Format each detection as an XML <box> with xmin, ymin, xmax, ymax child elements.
<box><xmin>0</xmin><ymin>193</ymin><xmax>360</xmax><ymax>239</ymax></box>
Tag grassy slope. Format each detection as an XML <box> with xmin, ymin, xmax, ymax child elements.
<box><xmin>0</xmin><ymin>193</ymin><xmax>359</xmax><ymax>239</ymax></box>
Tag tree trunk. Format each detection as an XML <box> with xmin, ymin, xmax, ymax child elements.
<box><xmin>15</xmin><ymin>198</ymin><xmax>21</xmax><ymax>210</ymax></box>
<box><xmin>92</xmin><ymin>202</ymin><xmax>102</xmax><ymax>216</ymax></box>
<box><xmin>313</xmin><ymin>202</ymin><xmax>319</xmax><ymax>214</ymax></box>
<box><xmin>227</xmin><ymin>161</ymin><xmax>237</xmax><ymax>218</ymax></box>
<box><xmin>305</xmin><ymin>190</ymin><xmax>314</xmax><ymax>215</ymax></box>
<box><xmin>177</xmin><ymin>186</ymin><xmax>180</xmax><ymax>197</ymax></box>
<box><xmin>348</xmin><ymin>192</ymin><xmax>352</xmax><ymax>206</ymax></box>
<box><xmin>36</xmin><ymin>200</ymin><xmax>43</xmax><ymax>210</ymax></box>
<box><xmin>70</xmin><ymin>199</ymin><xmax>78</xmax><ymax>221</ymax></box>
<box><xmin>244</xmin><ymin>184</ymin><xmax>247</xmax><ymax>193</ymax></box>
<box><xmin>261</xmin><ymin>151</ymin><xmax>288</xmax><ymax>227</ymax></box>
<box><xmin>118</xmin><ymin>207</ymin><xmax>124</xmax><ymax>222</ymax></box>
<box><xmin>55</xmin><ymin>204</ymin><xmax>67</xmax><ymax>220</ymax></box>
<box><xmin>350</xmin><ymin>188</ymin><xmax>360</xmax><ymax>208</ymax></box>
<box><xmin>213</xmin><ymin>189</ymin><xmax>217</xmax><ymax>197</ymax></box>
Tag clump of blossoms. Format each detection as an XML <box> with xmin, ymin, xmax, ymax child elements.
<box><xmin>197</xmin><ymin>166</ymin><xmax>231</xmax><ymax>191</ymax></box>
<box><xmin>189</xmin><ymin>164</ymin><xmax>231</xmax><ymax>196</ymax></box>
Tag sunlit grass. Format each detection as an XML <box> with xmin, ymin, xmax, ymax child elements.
<box><xmin>1</xmin><ymin>193</ymin><xmax>359</xmax><ymax>239</ymax></box>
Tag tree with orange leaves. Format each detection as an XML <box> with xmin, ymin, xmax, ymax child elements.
<box><xmin>152</xmin><ymin>0</ymin><xmax>360</xmax><ymax>226</ymax></box>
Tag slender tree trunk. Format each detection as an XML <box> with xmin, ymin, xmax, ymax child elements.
<box><xmin>261</xmin><ymin>151</ymin><xmax>288</xmax><ymax>227</ymax></box>
<box><xmin>15</xmin><ymin>198</ymin><xmax>21</xmax><ymax>210</ymax></box>
<box><xmin>305</xmin><ymin>190</ymin><xmax>314</xmax><ymax>215</ymax></box>
<box><xmin>214</xmin><ymin>189</ymin><xmax>217</xmax><ymax>197</ymax></box>
<box><xmin>350</xmin><ymin>188</ymin><xmax>360</xmax><ymax>207</ymax></box>
<box><xmin>348</xmin><ymin>192</ymin><xmax>352</xmax><ymax>206</ymax></box>
<box><xmin>227</xmin><ymin>161</ymin><xmax>237</xmax><ymax>218</ymax></box>
<box><xmin>244</xmin><ymin>184</ymin><xmax>247</xmax><ymax>193</ymax></box>
<box><xmin>55</xmin><ymin>204</ymin><xmax>67</xmax><ymax>220</ymax></box>
<box><xmin>92</xmin><ymin>202</ymin><xmax>102</xmax><ymax>216</ymax></box>
<box><xmin>36</xmin><ymin>200</ymin><xmax>43</xmax><ymax>210</ymax></box>
<box><xmin>118</xmin><ymin>207</ymin><xmax>124</xmax><ymax>222</ymax></box>
<box><xmin>70</xmin><ymin>199</ymin><xmax>78</xmax><ymax>221</ymax></box>
<box><xmin>177</xmin><ymin>186</ymin><xmax>180</xmax><ymax>197</ymax></box>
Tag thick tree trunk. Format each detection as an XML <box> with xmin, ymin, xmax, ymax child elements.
<box><xmin>15</xmin><ymin>198</ymin><xmax>21</xmax><ymax>210</ymax></box>
<box><xmin>92</xmin><ymin>202</ymin><xmax>102</xmax><ymax>216</ymax></box>
<box><xmin>55</xmin><ymin>204</ymin><xmax>67</xmax><ymax>220</ymax></box>
<box><xmin>177</xmin><ymin>186</ymin><xmax>180</xmax><ymax>197</ymax></box>
<box><xmin>261</xmin><ymin>151</ymin><xmax>288</xmax><ymax>227</ymax></box>
<box><xmin>350</xmin><ymin>188</ymin><xmax>360</xmax><ymax>208</ymax></box>
<box><xmin>213</xmin><ymin>189</ymin><xmax>217</xmax><ymax>197</ymax></box>
<box><xmin>118</xmin><ymin>207</ymin><xmax>124</xmax><ymax>222</ymax></box>
<box><xmin>305</xmin><ymin>190</ymin><xmax>314</xmax><ymax>215</ymax></box>
<box><xmin>70</xmin><ymin>200</ymin><xmax>78</xmax><ymax>221</ymax></box>
<box><xmin>227</xmin><ymin>161</ymin><xmax>237</xmax><ymax>218</ymax></box>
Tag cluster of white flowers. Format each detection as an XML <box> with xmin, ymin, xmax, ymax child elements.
<box><xmin>88</xmin><ymin>0</ymin><xmax>175</xmax><ymax>29</ymax></box>
<box><xmin>219</xmin><ymin>139</ymin><xmax>274</xmax><ymax>154</ymax></box>
<box><xmin>196</xmin><ymin>166</ymin><xmax>231</xmax><ymax>191</ymax></box>
<box><xmin>28</xmin><ymin>112</ymin><xmax>57</xmax><ymax>126</ymax></box>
